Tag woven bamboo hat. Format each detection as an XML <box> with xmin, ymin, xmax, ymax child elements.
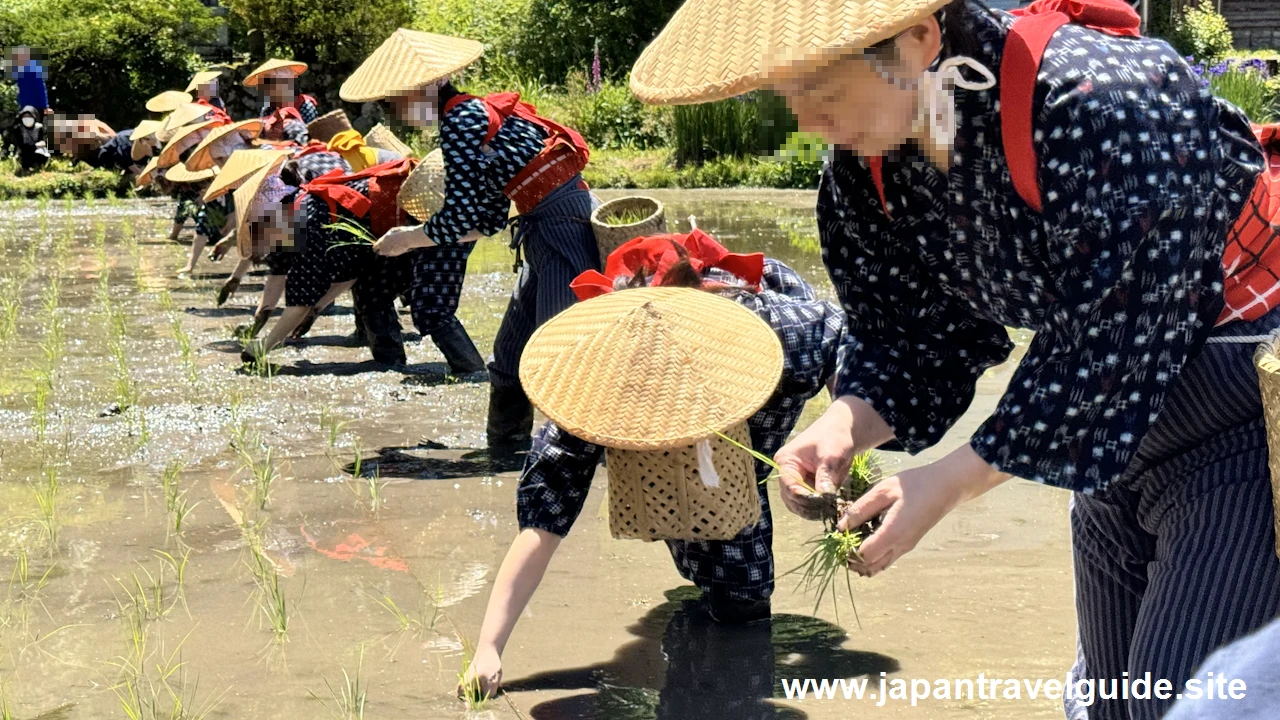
<box><xmin>519</xmin><ymin>287</ymin><xmax>784</xmax><ymax>450</ymax></box>
<box><xmin>159</xmin><ymin>119</ymin><xmax>220</xmax><ymax>169</ymax></box>
<box><xmin>146</xmin><ymin>90</ymin><xmax>194</xmax><ymax>113</ymax></box>
<box><xmin>630</xmin><ymin>0</ymin><xmax>950</xmax><ymax>105</ymax></box>
<box><xmin>135</xmin><ymin>156</ymin><xmax>163</xmax><ymax>187</ymax></box>
<box><xmin>397</xmin><ymin>149</ymin><xmax>445</xmax><ymax>222</ymax></box>
<box><xmin>185</xmin><ymin>119</ymin><xmax>264</xmax><ymax>172</ymax></box>
<box><xmin>307</xmin><ymin>109</ymin><xmax>353</xmax><ymax>144</ymax></box>
<box><xmin>156</xmin><ymin>103</ymin><xmax>216</xmax><ymax>143</ymax></box>
<box><xmin>130</xmin><ymin>120</ymin><xmax>163</xmax><ymax>162</ymax></box>
<box><xmin>244</xmin><ymin>58</ymin><xmax>308</xmax><ymax>88</ymax></box>
<box><xmin>204</xmin><ymin>148</ymin><xmax>292</xmax><ymax>202</ymax></box>
<box><xmin>164</xmin><ymin>161</ymin><xmax>217</xmax><ymax>184</ymax></box>
<box><xmin>340</xmin><ymin>29</ymin><xmax>484</xmax><ymax>103</ymax></box>
<box><xmin>233</xmin><ymin>156</ymin><xmax>293</xmax><ymax>256</ymax></box>
<box><xmin>185</xmin><ymin>69</ymin><xmax>223</xmax><ymax>93</ymax></box>
<box><xmin>364</xmin><ymin>124</ymin><xmax>413</xmax><ymax>157</ymax></box>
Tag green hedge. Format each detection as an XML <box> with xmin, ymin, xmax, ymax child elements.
<box><xmin>0</xmin><ymin>158</ymin><xmax>133</xmax><ymax>199</ymax></box>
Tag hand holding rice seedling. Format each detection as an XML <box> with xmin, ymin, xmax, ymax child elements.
<box><xmin>714</xmin><ymin>428</ymin><xmax>880</xmax><ymax>624</ymax></box>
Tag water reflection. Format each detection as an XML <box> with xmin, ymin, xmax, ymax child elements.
<box><xmin>509</xmin><ymin>586</ymin><xmax>898</xmax><ymax>720</ymax></box>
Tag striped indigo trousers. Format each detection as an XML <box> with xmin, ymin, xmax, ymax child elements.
<box><xmin>488</xmin><ymin>176</ymin><xmax>600</xmax><ymax>392</ymax></box>
<box><xmin>1069</xmin><ymin>304</ymin><xmax>1280</xmax><ymax>720</ymax></box>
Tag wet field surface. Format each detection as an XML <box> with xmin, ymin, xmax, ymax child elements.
<box><xmin>0</xmin><ymin>190</ymin><xmax>1073</xmax><ymax>719</ymax></box>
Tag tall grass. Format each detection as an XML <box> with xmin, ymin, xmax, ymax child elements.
<box><xmin>1210</xmin><ymin>69</ymin><xmax>1279</xmax><ymax>123</ymax></box>
<box><xmin>673</xmin><ymin>97</ymin><xmax>760</xmax><ymax>167</ymax></box>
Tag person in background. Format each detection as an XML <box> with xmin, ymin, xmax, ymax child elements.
<box><xmin>8</xmin><ymin>105</ymin><xmax>49</xmax><ymax>172</ymax></box>
<box><xmin>628</xmin><ymin>1</ymin><xmax>1280</xmax><ymax>719</ymax></box>
<box><xmin>8</xmin><ymin>47</ymin><xmax>49</xmax><ymax>116</ymax></box>
<box><xmin>459</xmin><ymin>229</ymin><xmax>846</xmax><ymax>698</ymax></box>
<box><xmin>187</xmin><ymin>69</ymin><xmax>226</xmax><ymax>112</ymax></box>
<box><xmin>85</xmin><ymin>126</ymin><xmax>145</xmax><ymax>175</ymax></box>
<box><xmin>245</xmin><ymin>58</ymin><xmax>318</xmax><ymax>145</ymax></box>
<box><xmin>342</xmin><ymin>28</ymin><xmax>597</xmax><ymax>456</ymax></box>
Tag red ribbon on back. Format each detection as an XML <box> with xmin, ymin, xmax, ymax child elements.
<box><xmin>1009</xmin><ymin>0</ymin><xmax>1141</xmax><ymax>36</ymax></box>
<box><xmin>570</xmin><ymin>228</ymin><xmax>765</xmax><ymax>301</ymax></box>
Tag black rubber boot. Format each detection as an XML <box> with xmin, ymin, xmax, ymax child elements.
<box><xmin>359</xmin><ymin>299</ymin><xmax>407</xmax><ymax>367</ymax></box>
<box><xmin>486</xmin><ymin>383</ymin><xmax>534</xmax><ymax>454</ymax></box>
<box><xmin>430</xmin><ymin>318</ymin><xmax>487</xmax><ymax>375</ymax></box>
<box><xmin>705</xmin><ymin>596</ymin><xmax>771</xmax><ymax>625</ymax></box>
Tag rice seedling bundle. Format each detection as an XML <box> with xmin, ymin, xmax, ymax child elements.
<box><xmin>715</xmin><ymin>428</ymin><xmax>881</xmax><ymax>624</ymax></box>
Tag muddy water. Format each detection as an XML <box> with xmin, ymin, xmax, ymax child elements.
<box><xmin>0</xmin><ymin>191</ymin><xmax>1072</xmax><ymax>720</ymax></box>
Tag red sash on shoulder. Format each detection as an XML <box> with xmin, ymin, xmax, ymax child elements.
<box><xmin>298</xmin><ymin>158</ymin><xmax>418</xmax><ymax>236</ymax></box>
<box><xmin>442</xmin><ymin>92</ymin><xmax>591</xmax><ymax>214</ymax></box>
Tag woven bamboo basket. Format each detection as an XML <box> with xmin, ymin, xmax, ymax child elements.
<box><xmin>1254</xmin><ymin>339</ymin><xmax>1280</xmax><ymax>560</ymax></box>
<box><xmin>590</xmin><ymin>196</ymin><xmax>667</xmax><ymax>262</ymax></box>
<box><xmin>306</xmin><ymin>110</ymin><xmax>352</xmax><ymax>144</ymax></box>
<box><xmin>605</xmin><ymin>421</ymin><xmax>760</xmax><ymax>542</ymax></box>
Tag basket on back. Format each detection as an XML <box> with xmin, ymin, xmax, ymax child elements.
<box><xmin>590</xmin><ymin>196</ymin><xmax>666</xmax><ymax>262</ymax></box>
<box><xmin>519</xmin><ymin>285</ymin><xmax>784</xmax><ymax>542</ymax></box>
<box><xmin>1254</xmin><ymin>339</ymin><xmax>1280</xmax><ymax>560</ymax></box>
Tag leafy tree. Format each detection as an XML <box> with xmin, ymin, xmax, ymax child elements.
<box><xmin>511</xmin><ymin>0</ymin><xmax>685</xmax><ymax>84</ymax></box>
<box><xmin>226</xmin><ymin>0</ymin><xmax>414</xmax><ymax>70</ymax></box>
<box><xmin>0</xmin><ymin>0</ymin><xmax>218</xmax><ymax>129</ymax></box>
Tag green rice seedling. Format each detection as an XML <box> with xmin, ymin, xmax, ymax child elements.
<box><xmin>30</xmin><ymin>367</ymin><xmax>52</xmax><ymax>444</ymax></box>
<box><xmin>161</xmin><ymin>461</ymin><xmax>183</xmax><ymax>514</ymax></box>
<box><xmin>456</xmin><ymin>636</ymin><xmax>490</xmax><ymax>711</ymax></box>
<box><xmin>171</xmin><ymin>495</ymin><xmax>199</xmax><ymax>541</ymax></box>
<box><xmin>0</xmin><ymin>293</ymin><xmax>19</xmax><ymax>346</ymax></box>
<box><xmin>168</xmin><ymin>314</ymin><xmax>198</xmax><ymax>387</ymax></box>
<box><xmin>310</xmin><ymin>645</ymin><xmax>368</xmax><ymax>720</ymax></box>
<box><xmin>31</xmin><ymin>465</ymin><xmax>59</xmax><ymax>551</ymax></box>
<box><xmin>601</xmin><ymin>207</ymin><xmax>654</xmax><ymax>226</ymax></box>
<box><xmin>249</xmin><ymin>556</ymin><xmax>289</xmax><ymax>643</ymax></box>
<box><xmin>39</xmin><ymin>275</ymin><xmax>60</xmax><ymax>317</ymax></box>
<box><xmin>153</xmin><ymin>549</ymin><xmax>191</xmax><ymax>614</ymax></box>
<box><xmin>236</xmin><ymin>441</ymin><xmax>279</xmax><ymax>511</ymax></box>
<box><xmin>713</xmin><ymin>428</ymin><xmax>878</xmax><ymax>624</ymax></box>
<box><xmin>319</xmin><ymin>406</ymin><xmax>350</xmax><ymax>450</ymax></box>
<box><xmin>324</xmin><ymin>218</ymin><xmax>378</xmax><ymax>251</ymax></box>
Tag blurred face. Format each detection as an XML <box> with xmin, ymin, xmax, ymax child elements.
<box><xmin>390</xmin><ymin>83</ymin><xmax>441</xmax><ymax>128</ymax></box>
<box><xmin>769</xmin><ymin>20</ymin><xmax>941</xmax><ymax>156</ymax></box>
<box><xmin>250</xmin><ymin>202</ymin><xmax>294</xmax><ymax>256</ymax></box>
<box><xmin>263</xmin><ymin>77</ymin><xmax>295</xmax><ymax>106</ymax></box>
<box><xmin>11</xmin><ymin>47</ymin><xmax>30</xmax><ymax>66</ymax></box>
<box><xmin>196</xmin><ymin>80</ymin><xmax>218</xmax><ymax>99</ymax></box>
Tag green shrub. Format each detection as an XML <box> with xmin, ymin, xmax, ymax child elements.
<box><xmin>1171</xmin><ymin>0</ymin><xmax>1234</xmax><ymax>63</ymax></box>
<box><xmin>0</xmin><ymin>82</ymin><xmax>16</xmax><ymax>121</ymax></box>
<box><xmin>565</xmin><ymin>81</ymin><xmax>669</xmax><ymax>150</ymax></box>
<box><xmin>0</xmin><ymin>158</ymin><xmax>133</xmax><ymax>199</ymax></box>
<box><xmin>0</xmin><ymin>0</ymin><xmax>218</xmax><ymax>131</ymax></box>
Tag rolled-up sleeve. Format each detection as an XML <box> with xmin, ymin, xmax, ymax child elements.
<box><xmin>971</xmin><ymin>76</ymin><xmax>1262</xmax><ymax>490</ymax></box>
<box><xmin>818</xmin><ymin>161</ymin><xmax>1014</xmax><ymax>454</ymax></box>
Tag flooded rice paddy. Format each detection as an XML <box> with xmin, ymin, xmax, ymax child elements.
<box><xmin>0</xmin><ymin>190</ymin><xmax>1072</xmax><ymax>719</ymax></box>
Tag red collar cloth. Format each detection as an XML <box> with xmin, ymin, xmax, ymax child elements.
<box><xmin>570</xmin><ymin>228</ymin><xmax>765</xmax><ymax>301</ymax></box>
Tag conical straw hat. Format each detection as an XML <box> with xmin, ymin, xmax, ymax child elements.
<box><xmin>164</xmin><ymin>161</ymin><xmax>217</xmax><ymax>184</ymax></box>
<box><xmin>159</xmin><ymin>119</ymin><xmax>221</xmax><ymax>169</ymax></box>
<box><xmin>156</xmin><ymin>103</ymin><xmax>216</xmax><ymax>144</ymax></box>
<box><xmin>630</xmin><ymin>0</ymin><xmax>950</xmax><ymax>105</ymax></box>
<box><xmin>146</xmin><ymin>90</ymin><xmax>193</xmax><ymax>113</ymax></box>
<box><xmin>185</xmin><ymin>69</ymin><xmax>223</xmax><ymax>93</ymax></box>
<box><xmin>519</xmin><ymin>287</ymin><xmax>784</xmax><ymax>450</ymax></box>
<box><xmin>364</xmin><ymin>124</ymin><xmax>413</xmax><ymax>157</ymax></box>
<box><xmin>340</xmin><ymin>29</ymin><xmax>483</xmax><ymax>103</ymax></box>
<box><xmin>234</xmin><ymin>160</ymin><xmax>290</xmax><ymax>256</ymax></box>
<box><xmin>135</xmin><ymin>156</ymin><xmax>162</xmax><ymax>187</ymax></box>
<box><xmin>397</xmin><ymin>149</ymin><xmax>445</xmax><ymax>221</ymax></box>
<box><xmin>130</xmin><ymin>120</ymin><xmax>163</xmax><ymax>162</ymax></box>
<box><xmin>204</xmin><ymin>148</ymin><xmax>292</xmax><ymax>202</ymax></box>
<box><xmin>186</xmin><ymin>119</ymin><xmax>264</xmax><ymax>172</ymax></box>
<box><xmin>244</xmin><ymin>58</ymin><xmax>308</xmax><ymax>88</ymax></box>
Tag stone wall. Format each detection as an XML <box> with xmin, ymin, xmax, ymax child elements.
<box><xmin>1222</xmin><ymin>0</ymin><xmax>1280</xmax><ymax>50</ymax></box>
